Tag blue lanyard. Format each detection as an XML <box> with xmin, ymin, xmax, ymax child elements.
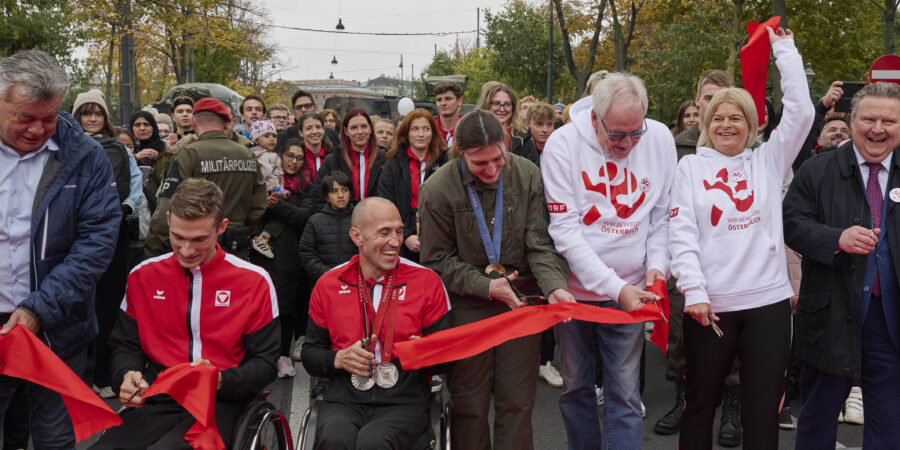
<box><xmin>460</xmin><ymin>160</ymin><xmax>503</xmax><ymax>264</ymax></box>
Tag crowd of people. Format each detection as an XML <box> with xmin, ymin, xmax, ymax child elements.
<box><xmin>0</xmin><ymin>24</ymin><xmax>897</xmax><ymax>450</ymax></box>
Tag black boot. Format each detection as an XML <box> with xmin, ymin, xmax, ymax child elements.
<box><xmin>653</xmin><ymin>379</ymin><xmax>685</xmax><ymax>435</ymax></box>
<box><xmin>718</xmin><ymin>387</ymin><xmax>742</xmax><ymax>447</ymax></box>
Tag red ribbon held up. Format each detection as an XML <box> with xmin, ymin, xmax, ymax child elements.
<box><xmin>0</xmin><ymin>325</ymin><xmax>122</xmax><ymax>441</ymax></box>
<box><xmin>395</xmin><ymin>279</ymin><xmax>670</xmax><ymax>370</ymax></box>
<box><xmin>143</xmin><ymin>363</ymin><xmax>224</xmax><ymax>450</ymax></box>
<box><xmin>741</xmin><ymin>16</ymin><xmax>781</xmax><ymax>127</ymax></box>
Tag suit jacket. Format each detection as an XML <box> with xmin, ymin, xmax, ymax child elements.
<box><xmin>783</xmin><ymin>141</ymin><xmax>900</xmax><ymax>378</ymax></box>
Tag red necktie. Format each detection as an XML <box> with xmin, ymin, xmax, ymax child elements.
<box><xmin>866</xmin><ymin>162</ymin><xmax>883</xmax><ymax>297</ymax></box>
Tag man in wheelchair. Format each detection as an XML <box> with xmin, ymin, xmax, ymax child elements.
<box><xmin>91</xmin><ymin>179</ymin><xmax>280</xmax><ymax>449</ymax></box>
<box><xmin>301</xmin><ymin>197</ymin><xmax>451</xmax><ymax>449</ymax></box>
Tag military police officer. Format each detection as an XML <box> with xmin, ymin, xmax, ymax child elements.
<box><xmin>145</xmin><ymin>98</ymin><xmax>266</xmax><ymax>258</ymax></box>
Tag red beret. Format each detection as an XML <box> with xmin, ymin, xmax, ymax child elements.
<box><xmin>193</xmin><ymin>97</ymin><xmax>231</xmax><ymax>122</ymax></box>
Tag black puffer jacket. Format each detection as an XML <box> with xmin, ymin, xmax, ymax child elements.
<box><xmin>509</xmin><ymin>130</ymin><xmax>540</xmax><ymax>167</ymax></box>
<box><xmin>299</xmin><ymin>204</ymin><xmax>358</xmax><ymax>282</ymax></box>
<box><xmin>309</xmin><ymin>147</ymin><xmax>386</xmax><ymax>211</ymax></box>
<box><xmin>375</xmin><ymin>149</ymin><xmax>447</xmax><ymax>260</ymax></box>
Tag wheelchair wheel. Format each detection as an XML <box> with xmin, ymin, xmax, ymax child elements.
<box><xmin>440</xmin><ymin>400</ymin><xmax>451</xmax><ymax>450</ymax></box>
<box><xmin>233</xmin><ymin>399</ymin><xmax>293</xmax><ymax>450</ymax></box>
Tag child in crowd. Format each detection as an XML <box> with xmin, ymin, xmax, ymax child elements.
<box><xmin>249</xmin><ymin>120</ymin><xmax>286</xmax><ymax>258</ymax></box>
<box><xmin>299</xmin><ymin>171</ymin><xmax>357</xmax><ymax>282</ymax></box>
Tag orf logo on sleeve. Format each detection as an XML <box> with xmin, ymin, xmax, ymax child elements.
<box><xmin>215</xmin><ymin>290</ymin><xmax>231</xmax><ymax>307</ymax></box>
<box><xmin>548</xmin><ymin>203</ymin><xmax>568</xmax><ymax>213</ymax></box>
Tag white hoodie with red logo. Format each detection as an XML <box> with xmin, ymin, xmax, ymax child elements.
<box><xmin>669</xmin><ymin>38</ymin><xmax>814</xmax><ymax>313</ymax></box>
<box><xmin>542</xmin><ymin>96</ymin><xmax>677</xmax><ymax>302</ymax></box>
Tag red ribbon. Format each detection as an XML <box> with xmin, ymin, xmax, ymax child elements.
<box><xmin>143</xmin><ymin>363</ymin><xmax>224</xmax><ymax>450</ymax></box>
<box><xmin>395</xmin><ymin>280</ymin><xmax>670</xmax><ymax>370</ymax></box>
<box><xmin>740</xmin><ymin>16</ymin><xmax>781</xmax><ymax>127</ymax></box>
<box><xmin>0</xmin><ymin>325</ymin><xmax>122</xmax><ymax>442</ymax></box>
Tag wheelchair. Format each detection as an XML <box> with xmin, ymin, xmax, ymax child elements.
<box><xmin>232</xmin><ymin>393</ymin><xmax>294</xmax><ymax>450</ymax></box>
<box><xmin>296</xmin><ymin>377</ymin><xmax>451</xmax><ymax>450</ymax></box>
<box><xmin>103</xmin><ymin>392</ymin><xmax>292</xmax><ymax>450</ymax></box>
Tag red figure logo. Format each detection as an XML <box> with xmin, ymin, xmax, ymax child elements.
<box><xmin>581</xmin><ymin>162</ymin><xmax>647</xmax><ymax>225</ymax></box>
<box><xmin>702</xmin><ymin>168</ymin><xmax>754</xmax><ymax>226</ymax></box>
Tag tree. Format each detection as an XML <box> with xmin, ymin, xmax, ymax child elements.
<box><xmin>608</xmin><ymin>0</ymin><xmax>648</xmax><ymax>71</ymax></box>
<box><xmin>483</xmin><ymin>0</ymin><xmax>573</xmax><ymax>98</ymax></box>
<box><xmin>0</xmin><ymin>0</ymin><xmax>82</xmax><ymax>65</ymax></box>
<box><xmin>870</xmin><ymin>0</ymin><xmax>900</xmax><ymax>54</ymax></box>
<box><xmin>553</xmin><ymin>0</ymin><xmax>608</xmax><ymax>97</ymax></box>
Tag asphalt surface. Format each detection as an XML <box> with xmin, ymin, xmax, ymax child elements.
<box><xmin>68</xmin><ymin>333</ymin><xmax>866</xmax><ymax>449</ymax></box>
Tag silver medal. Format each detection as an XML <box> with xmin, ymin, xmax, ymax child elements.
<box><xmin>351</xmin><ymin>373</ymin><xmax>375</xmax><ymax>391</ymax></box>
<box><xmin>374</xmin><ymin>362</ymin><xmax>399</xmax><ymax>389</ymax></box>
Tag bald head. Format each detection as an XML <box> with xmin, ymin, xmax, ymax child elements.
<box><xmin>351</xmin><ymin>197</ymin><xmax>400</xmax><ymax>230</ymax></box>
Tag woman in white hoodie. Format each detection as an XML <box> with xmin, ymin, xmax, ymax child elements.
<box><xmin>668</xmin><ymin>27</ymin><xmax>814</xmax><ymax>450</ymax></box>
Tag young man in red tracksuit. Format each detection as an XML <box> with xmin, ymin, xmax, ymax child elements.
<box><xmin>92</xmin><ymin>178</ymin><xmax>280</xmax><ymax>449</ymax></box>
<box><xmin>301</xmin><ymin>197</ymin><xmax>451</xmax><ymax>449</ymax></box>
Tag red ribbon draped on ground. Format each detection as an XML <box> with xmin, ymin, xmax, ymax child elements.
<box><xmin>395</xmin><ymin>279</ymin><xmax>670</xmax><ymax>370</ymax></box>
<box><xmin>0</xmin><ymin>325</ymin><xmax>122</xmax><ymax>441</ymax></box>
<box><xmin>741</xmin><ymin>16</ymin><xmax>781</xmax><ymax>127</ymax></box>
<box><xmin>143</xmin><ymin>363</ymin><xmax>224</xmax><ymax>450</ymax></box>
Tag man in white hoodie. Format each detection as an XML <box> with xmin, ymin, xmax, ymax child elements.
<box><xmin>542</xmin><ymin>73</ymin><xmax>677</xmax><ymax>450</ymax></box>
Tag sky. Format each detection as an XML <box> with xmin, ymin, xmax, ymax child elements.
<box><xmin>262</xmin><ymin>0</ymin><xmax>508</xmax><ymax>84</ymax></box>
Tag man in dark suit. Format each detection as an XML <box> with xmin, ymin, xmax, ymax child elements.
<box><xmin>784</xmin><ymin>81</ymin><xmax>900</xmax><ymax>450</ymax></box>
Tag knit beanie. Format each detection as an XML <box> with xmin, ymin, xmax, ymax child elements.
<box><xmin>249</xmin><ymin>120</ymin><xmax>277</xmax><ymax>142</ymax></box>
<box><xmin>72</xmin><ymin>89</ymin><xmax>109</xmax><ymax>118</ymax></box>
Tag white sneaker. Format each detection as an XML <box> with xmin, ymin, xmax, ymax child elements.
<box><xmin>539</xmin><ymin>362</ymin><xmax>563</xmax><ymax>388</ymax></box>
<box><xmin>596</xmin><ymin>385</ymin><xmax>604</xmax><ymax>406</ymax></box>
<box><xmin>641</xmin><ymin>401</ymin><xmax>647</xmax><ymax>418</ymax></box>
<box><xmin>252</xmin><ymin>235</ymin><xmax>274</xmax><ymax>259</ymax></box>
<box><xmin>844</xmin><ymin>387</ymin><xmax>864</xmax><ymax>424</ymax></box>
<box><xmin>277</xmin><ymin>356</ymin><xmax>296</xmax><ymax>378</ymax></box>
<box><xmin>291</xmin><ymin>336</ymin><xmax>305</xmax><ymax>361</ymax></box>
<box><xmin>98</xmin><ymin>386</ymin><xmax>116</xmax><ymax>399</ymax></box>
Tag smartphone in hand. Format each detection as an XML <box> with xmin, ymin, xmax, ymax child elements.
<box><xmin>833</xmin><ymin>82</ymin><xmax>867</xmax><ymax>113</ymax></box>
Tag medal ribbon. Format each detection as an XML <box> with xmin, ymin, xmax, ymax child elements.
<box><xmin>460</xmin><ymin>159</ymin><xmax>503</xmax><ymax>264</ymax></box>
<box><xmin>395</xmin><ymin>280</ymin><xmax>670</xmax><ymax>370</ymax></box>
<box><xmin>356</xmin><ymin>264</ymin><xmax>401</xmax><ymax>362</ymax></box>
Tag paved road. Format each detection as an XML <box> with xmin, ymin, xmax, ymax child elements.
<box><xmin>75</xmin><ymin>334</ymin><xmax>866</xmax><ymax>449</ymax></box>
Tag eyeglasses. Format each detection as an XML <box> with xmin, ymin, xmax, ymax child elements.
<box><xmin>293</xmin><ymin>103</ymin><xmax>315</xmax><ymax>111</ymax></box>
<box><xmin>270</xmin><ymin>115</ymin><xmax>289</xmax><ymax>121</ymax></box>
<box><xmin>489</xmin><ymin>101</ymin><xmax>513</xmax><ymax>111</ymax></box>
<box><xmin>284</xmin><ymin>153</ymin><xmax>303</xmax><ymax>162</ymax></box>
<box><xmin>601</xmin><ymin>118</ymin><xmax>648</xmax><ymax>142</ymax></box>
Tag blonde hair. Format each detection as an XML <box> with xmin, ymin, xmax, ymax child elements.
<box><xmin>527</xmin><ymin>101</ymin><xmax>555</xmax><ymax>123</ymax></box>
<box><xmin>477</xmin><ymin>81</ymin><xmax>524</xmax><ymax>133</ymax></box>
<box><xmin>698</xmin><ymin>88</ymin><xmax>758</xmax><ymax>151</ymax></box>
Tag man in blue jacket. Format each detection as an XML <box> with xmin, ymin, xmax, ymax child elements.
<box><xmin>0</xmin><ymin>50</ymin><xmax>121</xmax><ymax>448</ymax></box>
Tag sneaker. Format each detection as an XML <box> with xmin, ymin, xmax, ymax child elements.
<box><xmin>291</xmin><ymin>336</ymin><xmax>305</xmax><ymax>361</ymax></box>
<box><xmin>778</xmin><ymin>405</ymin><xmax>795</xmax><ymax>429</ymax></box>
<box><xmin>277</xmin><ymin>356</ymin><xmax>296</xmax><ymax>378</ymax></box>
<box><xmin>538</xmin><ymin>362</ymin><xmax>563</xmax><ymax>388</ymax></box>
<box><xmin>641</xmin><ymin>401</ymin><xmax>647</xmax><ymax>418</ymax></box>
<box><xmin>98</xmin><ymin>386</ymin><xmax>116</xmax><ymax>399</ymax></box>
<box><xmin>844</xmin><ymin>387</ymin><xmax>864</xmax><ymax>424</ymax></box>
<box><xmin>431</xmin><ymin>375</ymin><xmax>443</xmax><ymax>393</ymax></box>
<box><xmin>252</xmin><ymin>235</ymin><xmax>274</xmax><ymax>259</ymax></box>
<box><xmin>595</xmin><ymin>385</ymin><xmax>604</xmax><ymax>406</ymax></box>
<box><xmin>838</xmin><ymin>409</ymin><xmax>844</xmax><ymax>422</ymax></box>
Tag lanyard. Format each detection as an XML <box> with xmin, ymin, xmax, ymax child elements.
<box><xmin>356</xmin><ymin>264</ymin><xmax>400</xmax><ymax>362</ymax></box>
<box><xmin>459</xmin><ymin>159</ymin><xmax>504</xmax><ymax>264</ymax></box>
<box><xmin>357</xmin><ymin>150</ymin><xmax>367</xmax><ymax>200</ymax></box>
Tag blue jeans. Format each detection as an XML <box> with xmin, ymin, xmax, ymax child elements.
<box><xmin>556</xmin><ymin>300</ymin><xmax>643</xmax><ymax>450</ymax></box>
<box><xmin>0</xmin><ymin>348</ymin><xmax>86</xmax><ymax>450</ymax></box>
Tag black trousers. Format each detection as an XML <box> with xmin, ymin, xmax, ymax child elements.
<box><xmin>314</xmin><ymin>401</ymin><xmax>428</xmax><ymax>450</ymax></box>
<box><xmin>90</xmin><ymin>397</ymin><xmax>243</xmax><ymax>449</ymax></box>
<box><xmin>679</xmin><ymin>299</ymin><xmax>791</xmax><ymax>450</ymax></box>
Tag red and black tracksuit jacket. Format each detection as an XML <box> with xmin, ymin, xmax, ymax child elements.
<box><xmin>301</xmin><ymin>255</ymin><xmax>451</xmax><ymax>406</ymax></box>
<box><xmin>109</xmin><ymin>245</ymin><xmax>280</xmax><ymax>403</ymax></box>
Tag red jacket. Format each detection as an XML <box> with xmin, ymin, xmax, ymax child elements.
<box><xmin>110</xmin><ymin>245</ymin><xmax>280</xmax><ymax>402</ymax></box>
<box><xmin>302</xmin><ymin>254</ymin><xmax>451</xmax><ymax>405</ymax></box>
